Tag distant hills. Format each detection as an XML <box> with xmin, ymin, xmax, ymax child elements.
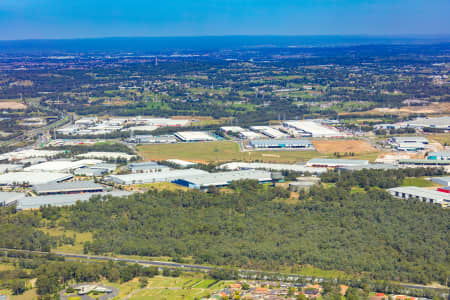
<box><xmin>0</xmin><ymin>35</ymin><xmax>449</xmax><ymax>55</ymax></box>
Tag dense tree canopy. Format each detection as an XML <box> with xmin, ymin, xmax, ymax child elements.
<box><xmin>53</xmin><ymin>180</ymin><xmax>450</xmax><ymax>285</ymax></box>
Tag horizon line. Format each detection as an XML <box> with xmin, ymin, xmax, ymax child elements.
<box><xmin>1</xmin><ymin>33</ymin><xmax>450</xmax><ymax>42</ymax></box>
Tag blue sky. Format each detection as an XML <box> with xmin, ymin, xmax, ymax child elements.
<box><xmin>1</xmin><ymin>0</ymin><xmax>449</xmax><ymax>40</ymax></box>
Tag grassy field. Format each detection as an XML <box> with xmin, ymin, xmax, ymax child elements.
<box><xmin>133</xmin><ymin>182</ymin><xmax>190</xmax><ymax>191</ymax></box>
<box><xmin>122</xmin><ymin>275</ymin><xmax>227</xmax><ymax>300</ymax></box>
<box><xmin>137</xmin><ymin>141</ymin><xmax>380</xmax><ymax>164</ymax></box>
<box><xmin>10</xmin><ymin>289</ymin><xmax>38</xmax><ymax>300</ymax></box>
<box><xmin>429</xmin><ymin>133</ymin><xmax>450</xmax><ymax>146</ymax></box>
<box><xmin>138</xmin><ymin>141</ymin><xmax>324</xmax><ymax>163</ymax></box>
<box><xmin>41</xmin><ymin>227</ymin><xmax>93</xmax><ymax>253</ymax></box>
<box><xmin>402</xmin><ymin>177</ymin><xmax>440</xmax><ymax>188</ymax></box>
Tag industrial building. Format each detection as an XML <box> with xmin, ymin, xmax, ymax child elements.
<box><xmin>220</xmin><ymin>126</ymin><xmax>246</xmax><ymax>133</ymax></box>
<box><xmin>0</xmin><ymin>172</ymin><xmax>73</xmax><ymax>186</ymax></box>
<box><xmin>90</xmin><ymin>163</ymin><xmax>117</xmax><ymax>172</ymax></box>
<box><xmin>391</xmin><ymin>136</ymin><xmax>429</xmax><ymax>151</ymax></box>
<box><xmin>127</xmin><ymin>135</ymin><xmax>177</xmax><ymax>144</ymax></box>
<box><xmin>74</xmin><ymin>167</ymin><xmax>108</xmax><ymax>177</ymax></box>
<box><xmin>173</xmin><ymin>170</ymin><xmax>273</xmax><ymax>189</ymax></box>
<box><xmin>33</xmin><ymin>181</ymin><xmax>104</xmax><ymax>195</ymax></box>
<box><xmin>306</xmin><ymin>158</ymin><xmax>369</xmax><ymax>168</ymax></box>
<box><xmin>430</xmin><ymin>177</ymin><xmax>450</xmax><ymax>186</ymax></box>
<box><xmin>77</xmin><ymin>152</ymin><xmax>137</xmax><ymax>161</ymax></box>
<box><xmin>0</xmin><ymin>149</ymin><xmax>63</xmax><ymax>161</ymax></box>
<box><xmin>249</xmin><ymin>139</ymin><xmax>313</xmax><ymax>149</ymax></box>
<box><xmin>219</xmin><ymin>162</ymin><xmax>326</xmax><ymax>174</ymax></box>
<box><xmin>336</xmin><ymin>163</ymin><xmax>398</xmax><ymax>171</ymax></box>
<box><xmin>398</xmin><ymin>159</ymin><xmax>450</xmax><ymax>167</ymax></box>
<box><xmin>238</xmin><ymin>131</ymin><xmax>263</xmax><ymax>140</ymax></box>
<box><xmin>427</xmin><ymin>151</ymin><xmax>450</xmax><ymax>161</ymax></box>
<box><xmin>174</xmin><ymin>131</ymin><xmax>216</xmax><ymax>142</ymax></box>
<box><xmin>0</xmin><ymin>164</ymin><xmax>23</xmax><ymax>173</ymax></box>
<box><xmin>249</xmin><ymin>126</ymin><xmax>288</xmax><ymax>139</ymax></box>
<box><xmin>16</xmin><ymin>191</ymin><xmax>132</xmax><ymax>210</ymax></box>
<box><xmin>387</xmin><ymin>186</ymin><xmax>450</xmax><ymax>208</ymax></box>
<box><xmin>24</xmin><ymin>159</ymin><xmax>103</xmax><ymax>173</ymax></box>
<box><xmin>105</xmin><ymin>169</ymin><xmax>207</xmax><ymax>185</ymax></box>
<box><xmin>133</xmin><ymin>117</ymin><xmax>190</xmax><ymax>127</ymax></box>
<box><xmin>289</xmin><ymin>181</ymin><xmax>316</xmax><ymax>192</ymax></box>
<box><xmin>283</xmin><ymin>120</ymin><xmax>344</xmax><ymax>138</ymax></box>
<box><xmin>165</xmin><ymin>159</ymin><xmax>197</xmax><ymax>168</ymax></box>
<box><xmin>128</xmin><ymin>162</ymin><xmax>169</xmax><ymax>173</ymax></box>
<box><xmin>122</xmin><ymin>126</ymin><xmax>158</xmax><ymax>132</ymax></box>
<box><xmin>0</xmin><ymin>192</ymin><xmax>26</xmax><ymax>206</ymax></box>
<box><xmin>404</xmin><ymin>116</ymin><xmax>450</xmax><ymax>129</ymax></box>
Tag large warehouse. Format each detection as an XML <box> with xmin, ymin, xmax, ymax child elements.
<box><xmin>283</xmin><ymin>120</ymin><xmax>344</xmax><ymax>138</ymax></box>
<box><xmin>0</xmin><ymin>172</ymin><xmax>73</xmax><ymax>186</ymax></box>
<box><xmin>128</xmin><ymin>162</ymin><xmax>169</xmax><ymax>173</ymax></box>
<box><xmin>127</xmin><ymin>135</ymin><xmax>177</xmax><ymax>144</ymax></box>
<box><xmin>306</xmin><ymin>158</ymin><xmax>369</xmax><ymax>168</ymax></box>
<box><xmin>0</xmin><ymin>192</ymin><xmax>26</xmax><ymax>206</ymax></box>
<box><xmin>0</xmin><ymin>164</ymin><xmax>23</xmax><ymax>173</ymax></box>
<box><xmin>0</xmin><ymin>149</ymin><xmax>63</xmax><ymax>161</ymax></box>
<box><xmin>105</xmin><ymin>169</ymin><xmax>208</xmax><ymax>185</ymax></box>
<box><xmin>219</xmin><ymin>162</ymin><xmax>326</xmax><ymax>174</ymax></box>
<box><xmin>249</xmin><ymin>126</ymin><xmax>288</xmax><ymax>139</ymax></box>
<box><xmin>174</xmin><ymin>131</ymin><xmax>216</xmax><ymax>142</ymax></box>
<box><xmin>249</xmin><ymin>139</ymin><xmax>313</xmax><ymax>149</ymax></box>
<box><xmin>33</xmin><ymin>181</ymin><xmax>105</xmax><ymax>195</ymax></box>
<box><xmin>404</xmin><ymin>116</ymin><xmax>450</xmax><ymax>129</ymax></box>
<box><xmin>430</xmin><ymin>177</ymin><xmax>450</xmax><ymax>186</ymax></box>
<box><xmin>173</xmin><ymin>170</ymin><xmax>273</xmax><ymax>189</ymax></box>
<box><xmin>77</xmin><ymin>152</ymin><xmax>137</xmax><ymax>161</ymax></box>
<box><xmin>387</xmin><ymin>186</ymin><xmax>449</xmax><ymax>208</ymax></box>
<box><xmin>238</xmin><ymin>131</ymin><xmax>263</xmax><ymax>140</ymax></box>
<box><xmin>16</xmin><ymin>191</ymin><xmax>132</xmax><ymax>210</ymax></box>
<box><xmin>391</xmin><ymin>136</ymin><xmax>429</xmax><ymax>151</ymax></box>
<box><xmin>24</xmin><ymin>159</ymin><xmax>103</xmax><ymax>172</ymax></box>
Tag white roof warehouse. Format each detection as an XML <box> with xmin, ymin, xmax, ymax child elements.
<box><xmin>105</xmin><ymin>169</ymin><xmax>208</xmax><ymax>185</ymax></box>
<box><xmin>33</xmin><ymin>181</ymin><xmax>105</xmax><ymax>195</ymax></box>
<box><xmin>0</xmin><ymin>172</ymin><xmax>73</xmax><ymax>186</ymax></box>
<box><xmin>172</xmin><ymin>170</ymin><xmax>272</xmax><ymax>189</ymax></box>
<box><xmin>387</xmin><ymin>186</ymin><xmax>450</xmax><ymax>208</ymax></box>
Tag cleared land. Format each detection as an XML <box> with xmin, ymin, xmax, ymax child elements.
<box><xmin>0</xmin><ymin>101</ymin><xmax>27</xmax><ymax>109</ymax></box>
<box><xmin>429</xmin><ymin>134</ymin><xmax>450</xmax><ymax>146</ymax></box>
<box><xmin>312</xmin><ymin>139</ymin><xmax>376</xmax><ymax>154</ymax></box>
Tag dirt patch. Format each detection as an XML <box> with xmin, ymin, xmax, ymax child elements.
<box><xmin>0</xmin><ymin>101</ymin><xmax>27</xmax><ymax>109</ymax></box>
<box><xmin>312</xmin><ymin>140</ymin><xmax>376</xmax><ymax>154</ymax></box>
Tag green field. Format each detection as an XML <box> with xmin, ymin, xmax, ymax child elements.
<box><xmin>41</xmin><ymin>227</ymin><xmax>93</xmax><ymax>253</ymax></box>
<box><xmin>108</xmin><ymin>275</ymin><xmax>227</xmax><ymax>300</ymax></box>
<box><xmin>402</xmin><ymin>177</ymin><xmax>440</xmax><ymax>188</ymax></box>
<box><xmin>138</xmin><ymin>141</ymin><xmax>379</xmax><ymax>163</ymax></box>
<box><xmin>137</xmin><ymin>141</ymin><xmax>328</xmax><ymax>163</ymax></box>
<box><xmin>429</xmin><ymin>133</ymin><xmax>450</xmax><ymax>146</ymax></box>
<box><xmin>97</xmin><ymin>275</ymin><xmax>219</xmax><ymax>300</ymax></box>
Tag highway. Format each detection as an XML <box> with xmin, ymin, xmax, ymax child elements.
<box><xmin>0</xmin><ymin>247</ymin><xmax>448</xmax><ymax>292</ymax></box>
